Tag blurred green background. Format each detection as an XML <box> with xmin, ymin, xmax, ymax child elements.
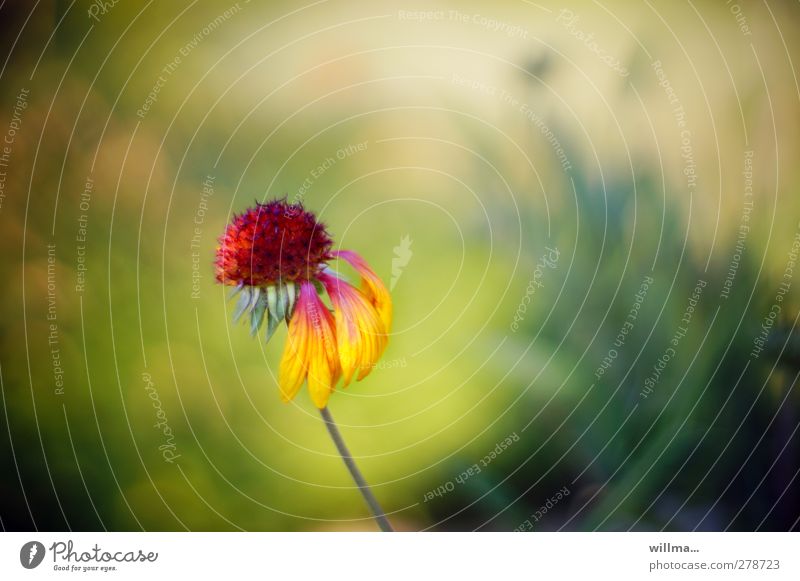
<box><xmin>1</xmin><ymin>0</ymin><xmax>799</xmax><ymax>531</ymax></box>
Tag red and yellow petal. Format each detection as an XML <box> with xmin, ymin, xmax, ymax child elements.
<box><xmin>319</xmin><ymin>273</ymin><xmax>387</xmax><ymax>386</ymax></box>
<box><xmin>278</xmin><ymin>281</ymin><xmax>341</xmax><ymax>408</ymax></box>
<box><xmin>333</xmin><ymin>250</ymin><xmax>393</xmax><ymax>333</ymax></box>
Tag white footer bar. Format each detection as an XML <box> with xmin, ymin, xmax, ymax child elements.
<box><xmin>1</xmin><ymin>532</ymin><xmax>797</xmax><ymax>579</ymax></box>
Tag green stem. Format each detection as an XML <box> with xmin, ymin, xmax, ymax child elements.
<box><xmin>320</xmin><ymin>406</ymin><xmax>394</xmax><ymax>532</ymax></box>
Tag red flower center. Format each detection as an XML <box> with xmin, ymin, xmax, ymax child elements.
<box><xmin>215</xmin><ymin>200</ymin><xmax>332</xmax><ymax>286</ymax></box>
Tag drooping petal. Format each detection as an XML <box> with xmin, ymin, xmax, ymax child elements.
<box><xmin>278</xmin><ymin>305</ymin><xmax>309</xmax><ymax>403</ymax></box>
<box><xmin>319</xmin><ymin>273</ymin><xmax>387</xmax><ymax>386</ymax></box>
<box><xmin>278</xmin><ymin>281</ymin><xmax>340</xmax><ymax>408</ymax></box>
<box><xmin>333</xmin><ymin>250</ymin><xmax>393</xmax><ymax>332</ymax></box>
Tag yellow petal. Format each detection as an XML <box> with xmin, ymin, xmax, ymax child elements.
<box><xmin>320</xmin><ymin>273</ymin><xmax>387</xmax><ymax>386</ymax></box>
<box><xmin>287</xmin><ymin>281</ymin><xmax>340</xmax><ymax>408</ymax></box>
<box><xmin>333</xmin><ymin>250</ymin><xmax>393</xmax><ymax>333</ymax></box>
<box><xmin>278</xmin><ymin>304</ymin><xmax>309</xmax><ymax>402</ymax></box>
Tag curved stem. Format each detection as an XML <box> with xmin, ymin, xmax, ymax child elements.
<box><xmin>319</xmin><ymin>406</ymin><xmax>394</xmax><ymax>532</ymax></box>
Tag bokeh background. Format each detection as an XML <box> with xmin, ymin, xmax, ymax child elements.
<box><xmin>1</xmin><ymin>0</ymin><xmax>799</xmax><ymax>531</ymax></box>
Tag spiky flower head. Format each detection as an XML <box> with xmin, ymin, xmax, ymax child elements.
<box><xmin>215</xmin><ymin>200</ymin><xmax>332</xmax><ymax>287</ymax></box>
<box><xmin>215</xmin><ymin>199</ymin><xmax>392</xmax><ymax>408</ymax></box>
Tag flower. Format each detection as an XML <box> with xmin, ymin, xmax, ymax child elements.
<box><xmin>215</xmin><ymin>200</ymin><xmax>392</xmax><ymax>408</ymax></box>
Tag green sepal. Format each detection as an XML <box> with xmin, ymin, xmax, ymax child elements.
<box><xmin>264</xmin><ymin>285</ymin><xmax>281</xmax><ymax>344</ymax></box>
<box><xmin>312</xmin><ymin>278</ymin><xmax>325</xmax><ymax>295</ymax></box>
<box><xmin>227</xmin><ymin>281</ymin><xmax>244</xmax><ymax>301</ymax></box>
<box><xmin>232</xmin><ymin>286</ymin><xmax>253</xmax><ymax>323</ymax></box>
<box><xmin>265</xmin><ymin>309</ymin><xmax>281</xmax><ymax>344</ymax></box>
<box><xmin>229</xmin><ymin>282</ymin><xmax>300</xmax><ymax>343</ymax></box>
<box><xmin>285</xmin><ymin>282</ymin><xmax>297</xmax><ymax>322</ymax></box>
<box><xmin>266</xmin><ymin>285</ymin><xmax>279</xmax><ymax>318</ymax></box>
<box><xmin>249</xmin><ymin>294</ymin><xmax>268</xmax><ymax>336</ymax></box>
